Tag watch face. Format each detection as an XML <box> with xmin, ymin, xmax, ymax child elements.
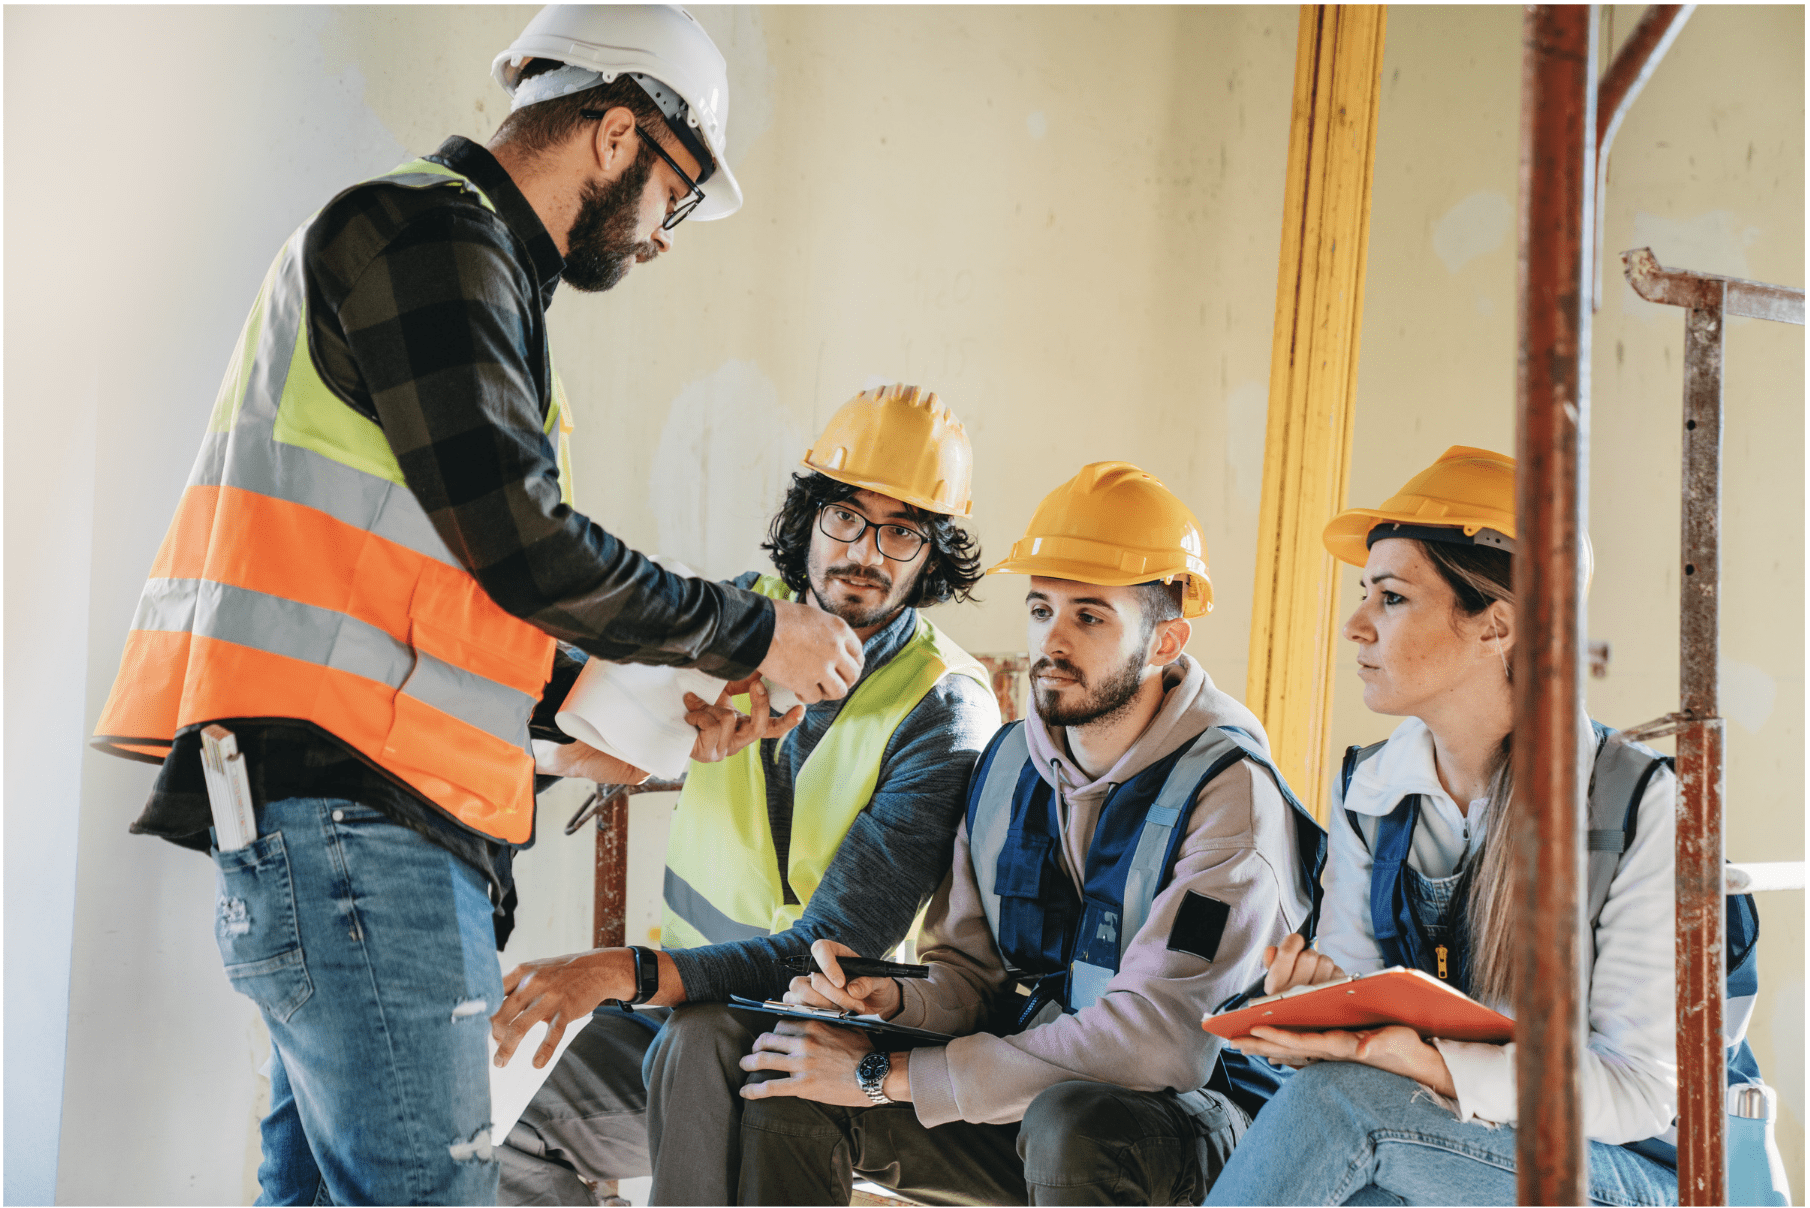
<box><xmin>856</xmin><ymin>1051</ymin><xmax>890</xmax><ymax>1083</ymax></box>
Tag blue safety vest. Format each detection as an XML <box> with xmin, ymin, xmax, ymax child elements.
<box><xmin>965</xmin><ymin>720</ymin><xmax>1326</xmax><ymax>1119</ymax></box>
<box><xmin>1341</xmin><ymin>720</ymin><xmax>1762</xmax><ymax>1171</ymax></box>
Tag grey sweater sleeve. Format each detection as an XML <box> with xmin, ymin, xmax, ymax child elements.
<box><xmin>666</xmin><ymin>670</ymin><xmax>1001</xmax><ymax>1002</ymax></box>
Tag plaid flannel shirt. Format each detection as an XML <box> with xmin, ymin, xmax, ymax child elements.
<box><xmin>133</xmin><ymin>138</ymin><xmax>772</xmax><ymax>928</ymax></box>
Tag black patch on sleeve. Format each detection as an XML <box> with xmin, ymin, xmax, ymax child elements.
<box><xmin>1167</xmin><ymin>891</ymin><xmax>1232</xmax><ymax>962</ymax></box>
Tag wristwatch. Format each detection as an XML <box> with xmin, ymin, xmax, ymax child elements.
<box><xmin>855</xmin><ymin>1050</ymin><xmax>893</xmax><ymax>1105</ymax></box>
<box><xmin>627</xmin><ymin>945</ymin><xmax>659</xmax><ymax>1005</ymax></box>
<box><xmin>607</xmin><ymin>945</ymin><xmax>660</xmax><ymax>1009</ymax></box>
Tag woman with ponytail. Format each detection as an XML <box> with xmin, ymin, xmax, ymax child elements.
<box><xmin>1205</xmin><ymin>447</ymin><xmax>1681</xmax><ymax>1206</ymax></box>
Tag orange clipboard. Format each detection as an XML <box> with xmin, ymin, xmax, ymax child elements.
<box><xmin>1202</xmin><ymin>967</ymin><xmax>1514</xmax><ymax>1044</ymax></box>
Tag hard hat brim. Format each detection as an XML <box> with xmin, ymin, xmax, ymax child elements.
<box><xmin>804</xmin><ymin>462</ymin><xmax>970</xmax><ymax>518</ymax></box>
<box><xmin>1324</xmin><ymin>508</ymin><xmax>1402</xmax><ymax>567</ymax></box>
<box><xmin>984</xmin><ymin>555</ymin><xmax>1213</xmax><ymax>618</ymax></box>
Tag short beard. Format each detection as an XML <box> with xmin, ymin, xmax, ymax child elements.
<box><xmin>1033</xmin><ymin>649</ymin><xmax>1147</xmax><ymax>728</ymax></box>
<box><xmin>808</xmin><ymin>560</ymin><xmax>907</xmax><ymax>632</ymax></box>
<box><xmin>561</xmin><ymin>146</ymin><xmax>658</xmax><ymax>293</ymax></box>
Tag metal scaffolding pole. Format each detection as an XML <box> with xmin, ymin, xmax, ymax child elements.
<box><xmin>1591</xmin><ymin>5</ymin><xmax>1693</xmax><ymax>311</ymax></box>
<box><xmin>1620</xmin><ymin>246</ymin><xmax>1805</xmax><ymax>1204</ymax></box>
<box><xmin>1513</xmin><ymin>7</ymin><xmax>1595</xmax><ymax>1205</ymax></box>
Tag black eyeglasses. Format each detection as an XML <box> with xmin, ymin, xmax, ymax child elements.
<box><xmin>579</xmin><ymin>112</ymin><xmax>707</xmax><ymax>231</ymax></box>
<box><xmin>818</xmin><ymin>504</ymin><xmax>929</xmax><ymax>562</ymax></box>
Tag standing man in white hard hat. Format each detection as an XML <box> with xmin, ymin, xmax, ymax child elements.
<box><xmin>729</xmin><ymin>464</ymin><xmax>1326</xmax><ymax>1205</ymax></box>
<box><xmin>489</xmin><ymin>387</ymin><xmax>1001</xmax><ymax>1205</ymax></box>
<box><xmin>88</xmin><ymin>7</ymin><xmax>860</xmax><ymax>1204</ymax></box>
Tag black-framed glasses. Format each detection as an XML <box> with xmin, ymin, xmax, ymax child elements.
<box><xmin>579</xmin><ymin>112</ymin><xmax>707</xmax><ymax>231</ymax></box>
<box><xmin>818</xmin><ymin>504</ymin><xmax>929</xmax><ymax>562</ymax></box>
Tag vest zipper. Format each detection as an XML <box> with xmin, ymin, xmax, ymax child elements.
<box><xmin>1436</xmin><ymin>945</ymin><xmax>1449</xmax><ymax>979</ymax></box>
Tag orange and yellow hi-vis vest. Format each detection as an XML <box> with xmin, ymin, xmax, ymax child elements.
<box><xmin>91</xmin><ymin>158</ymin><xmax>575</xmax><ymax>845</ymax></box>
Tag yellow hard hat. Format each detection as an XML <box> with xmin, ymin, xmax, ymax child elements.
<box><xmin>1323</xmin><ymin>446</ymin><xmax>1519</xmax><ymax>567</ymax></box>
<box><xmin>802</xmin><ymin>385</ymin><xmax>973</xmax><ymax>517</ymax></box>
<box><xmin>986</xmin><ymin>462</ymin><xmax>1213</xmax><ymax>617</ymax></box>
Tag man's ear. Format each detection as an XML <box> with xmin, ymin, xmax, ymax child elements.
<box><xmin>589</xmin><ymin>104</ymin><xmax>640</xmax><ymax>176</ymax></box>
<box><xmin>1150</xmin><ymin>617</ymin><xmax>1191</xmax><ymax>667</ymax></box>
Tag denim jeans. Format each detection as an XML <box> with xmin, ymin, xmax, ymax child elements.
<box><xmin>211</xmin><ymin>796</ymin><xmax>504</xmax><ymax>1205</ymax></box>
<box><xmin>1203</xmin><ymin>1061</ymin><xmax>1678</xmax><ymax>1206</ymax></box>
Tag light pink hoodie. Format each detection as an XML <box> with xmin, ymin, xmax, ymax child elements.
<box><xmin>894</xmin><ymin>654</ymin><xmax>1315</xmax><ymax>1127</ymax></box>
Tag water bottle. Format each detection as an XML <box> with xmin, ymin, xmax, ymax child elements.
<box><xmin>1727</xmin><ymin>1082</ymin><xmax>1791</xmax><ymax>1207</ymax></box>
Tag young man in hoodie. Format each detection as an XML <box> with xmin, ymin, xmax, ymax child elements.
<box><xmin>728</xmin><ymin>462</ymin><xmax>1326</xmax><ymax>1206</ymax></box>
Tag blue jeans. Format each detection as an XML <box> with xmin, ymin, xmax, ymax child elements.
<box><xmin>211</xmin><ymin>797</ymin><xmax>504</xmax><ymax>1205</ymax></box>
<box><xmin>1203</xmin><ymin>1062</ymin><xmax>1677</xmax><ymax>1206</ymax></box>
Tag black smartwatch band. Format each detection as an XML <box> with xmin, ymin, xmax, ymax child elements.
<box><xmin>628</xmin><ymin>945</ymin><xmax>660</xmax><ymax>1005</ymax></box>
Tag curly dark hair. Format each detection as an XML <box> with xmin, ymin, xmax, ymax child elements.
<box><xmin>762</xmin><ymin>472</ymin><xmax>984</xmax><ymax>609</ymax></box>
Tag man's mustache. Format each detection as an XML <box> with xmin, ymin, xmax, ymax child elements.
<box><xmin>1030</xmin><ymin>657</ymin><xmax>1087</xmax><ymax>687</ymax></box>
<box><xmin>824</xmin><ymin>563</ymin><xmax>891</xmax><ymax>590</ymax></box>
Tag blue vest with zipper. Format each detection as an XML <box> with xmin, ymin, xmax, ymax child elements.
<box><xmin>965</xmin><ymin>719</ymin><xmax>1326</xmax><ymax>1119</ymax></box>
<box><xmin>1341</xmin><ymin>720</ymin><xmax>1762</xmax><ymax>1172</ymax></box>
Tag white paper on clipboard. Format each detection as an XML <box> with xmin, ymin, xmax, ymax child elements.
<box><xmin>551</xmin><ymin>559</ymin><xmax>801</xmax><ymax>778</ymax></box>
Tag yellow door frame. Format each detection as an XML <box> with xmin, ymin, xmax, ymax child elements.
<box><xmin>1246</xmin><ymin>5</ymin><xmax>1387</xmax><ymax>821</ymax></box>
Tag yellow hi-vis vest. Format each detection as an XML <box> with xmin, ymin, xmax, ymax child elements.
<box><xmin>91</xmin><ymin>157</ymin><xmax>575</xmax><ymax>845</ymax></box>
<box><xmin>661</xmin><ymin>576</ymin><xmax>994</xmax><ymax>947</ymax></box>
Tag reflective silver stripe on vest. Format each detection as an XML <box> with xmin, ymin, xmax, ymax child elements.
<box><xmin>1117</xmin><ymin>729</ymin><xmax>1249</xmax><ymax>964</ymax></box>
<box><xmin>135</xmin><ymin>578</ymin><xmax>532</xmax><ymax>750</ymax></box>
<box><xmin>968</xmin><ymin>725</ymin><xmax>1030</xmax><ymax>956</ymax></box>
<box><xmin>220</xmin><ymin>235</ymin><xmax>463</xmax><ymax>567</ymax></box>
<box><xmin>1586</xmin><ymin>736</ymin><xmax>1661</xmax><ymax>924</ymax></box>
<box><xmin>663</xmin><ymin>867</ymin><xmax>770</xmax><ymax>945</ymax></box>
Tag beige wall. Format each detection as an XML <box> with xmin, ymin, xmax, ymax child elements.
<box><xmin>4</xmin><ymin>6</ymin><xmax>1798</xmax><ymax>1203</ymax></box>
<box><xmin>1338</xmin><ymin>3</ymin><xmax>1805</xmax><ymax>1189</ymax></box>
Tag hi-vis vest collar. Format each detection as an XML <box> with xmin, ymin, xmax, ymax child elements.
<box><xmin>965</xmin><ymin>719</ymin><xmax>1326</xmax><ymax>1117</ymax></box>
<box><xmin>660</xmin><ymin>576</ymin><xmax>996</xmax><ymax>948</ymax></box>
<box><xmin>92</xmin><ymin>158</ymin><xmax>573</xmax><ymax>845</ymax></box>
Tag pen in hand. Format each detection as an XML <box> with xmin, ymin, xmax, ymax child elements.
<box><xmin>1213</xmin><ymin>919</ymin><xmax>1315</xmax><ymax>1014</ymax></box>
<box><xmin>777</xmin><ymin>954</ymin><xmax>931</xmax><ymax>981</ymax></box>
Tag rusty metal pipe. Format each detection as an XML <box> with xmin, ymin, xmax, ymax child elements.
<box><xmin>1514</xmin><ymin>8</ymin><xmax>1595</xmax><ymax>1204</ymax></box>
<box><xmin>593</xmin><ymin>789</ymin><xmax>630</xmax><ymax>949</ymax></box>
<box><xmin>1675</xmin><ymin>287</ymin><xmax>1728</xmax><ymax>1203</ymax></box>
<box><xmin>1624</xmin><ymin>247</ymin><xmax>1806</xmax><ymax>325</ymax></box>
<box><xmin>1592</xmin><ymin>5</ymin><xmax>1693</xmax><ymax>312</ymax></box>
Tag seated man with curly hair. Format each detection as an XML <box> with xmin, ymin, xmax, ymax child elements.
<box><xmin>493</xmin><ymin>385</ymin><xmax>1000</xmax><ymax>1205</ymax></box>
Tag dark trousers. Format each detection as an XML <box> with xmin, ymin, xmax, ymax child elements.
<box><xmin>498</xmin><ymin>1004</ymin><xmax>768</xmax><ymax>1206</ymax></box>
<box><xmin>738</xmin><ymin>1078</ymin><xmax>1249</xmax><ymax>1206</ymax></box>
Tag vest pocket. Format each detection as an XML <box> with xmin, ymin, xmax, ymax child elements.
<box><xmin>212</xmin><ymin>831</ymin><xmax>313</xmax><ymax>1023</ymax></box>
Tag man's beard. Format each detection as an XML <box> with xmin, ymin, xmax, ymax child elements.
<box><xmin>808</xmin><ymin>560</ymin><xmax>908</xmax><ymax>632</ymax></box>
<box><xmin>1032</xmin><ymin>650</ymin><xmax>1146</xmax><ymax>728</ymax></box>
<box><xmin>562</xmin><ymin>148</ymin><xmax>658</xmax><ymax>293</ymax></box>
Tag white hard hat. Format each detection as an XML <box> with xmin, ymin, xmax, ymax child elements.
<box><xmin>494</xmin><ymin>5</ymin><xmax>743</xmax><ymax>221</ymax></box>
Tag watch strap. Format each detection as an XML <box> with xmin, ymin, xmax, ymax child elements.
<box><xmin>628</xmin><ymin>945</ymin><xmax>660</xmax><ymax>1005</ymax></box>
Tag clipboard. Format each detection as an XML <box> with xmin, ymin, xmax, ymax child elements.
<box><xmin>1202</xmin><ymin>967</ymin><xmax>1514</xmax><ymax>1044</ymax></box>
<box><xmin>729</xmin><ymin>996</ymin><xmax>955</xmax><ymax>1045</ymax></box>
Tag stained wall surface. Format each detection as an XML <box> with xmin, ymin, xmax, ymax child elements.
<box><xmin>1333</xmin><ymin>4</ymin><xmax>1805</xmax><ymax>1190</ymax></box>
<box><xmin>4</xmin><ymin>6</ymin><xmax>1799</xmax><ymax>1204</ymax></box>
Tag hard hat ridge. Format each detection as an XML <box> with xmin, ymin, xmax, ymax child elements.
<box><xmin>802</xmin><ymin>385</ymin><xmax>974</xmax><ymax>518</ymax></box>
<box><xmin>986</xmin><ymin>461</ymin><xmax>1214</xmax><ymax>618</ymax></box>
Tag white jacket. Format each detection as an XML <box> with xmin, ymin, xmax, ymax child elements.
<box><xmin>1319</xmin><ymin>716</ymin><xmax>1678</xmax><ymax>1145</ymax></box>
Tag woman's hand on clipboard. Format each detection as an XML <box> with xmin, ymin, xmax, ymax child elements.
<box><xmin>1222</xmin><ymin>935</ymin><xmax>1457</xmax><ymax>1098</ymax></box>
<box><xmin>1226</xmin><ymin>1023</ymin><xmax>1458</xmax><ymax>1100</ymax></box>
<box><xmin>1262</xmin><ymin>932</ymin><xmax>1349</xmax><ymax>996</ymax></box>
